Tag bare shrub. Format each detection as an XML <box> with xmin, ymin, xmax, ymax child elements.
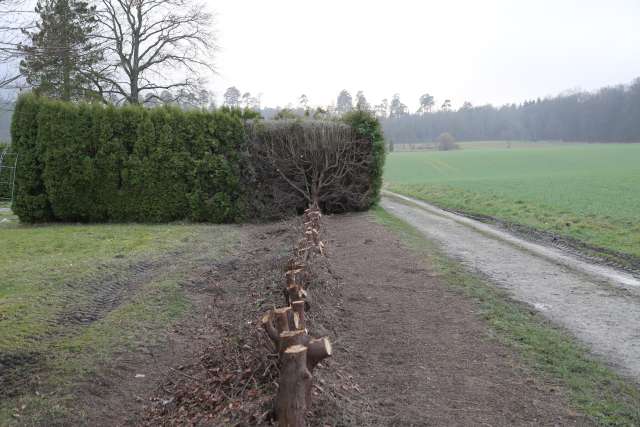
<box><xmin>250</xmin><ymin>120</ymin><xmax>374</xmax><ymax>215</ymax></box>
<box><xmin>436</xmin><ymin>132</ymin><xmax>459</xmax><ymax>151</ymax></box>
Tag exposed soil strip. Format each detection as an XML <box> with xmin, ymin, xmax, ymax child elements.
<box><xmin>382</xmin><ymin>193</ymin><xmax>640</xmax><ymax>382</ymax></box>
<box><xmin>138</xmin><ymin>214</ymin><xmax>587</xmax><ymax>426</ymax></box>
<box><xmin>309</xmin><ymin>213</ymin><xmax>588</xmax><ymax>426</ymax></box>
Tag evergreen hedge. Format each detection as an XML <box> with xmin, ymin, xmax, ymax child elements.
<box><xmin>11</xmin><ymin>95</ymin><xmax>385</xmax><ymax>223</ymax></box>
<box><xmin>11</xmin><ymin>94</ymin><xmax>251</xmax><ymax>223</ymax></box>
<box><xmin>342</xmin><ymin>110</ymin><xmax>386</xmax><ymax>207</ymax></box>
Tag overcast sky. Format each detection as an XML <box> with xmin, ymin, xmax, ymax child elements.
<box><xmin>209</xmin><ymin>0</ymin><xmax>640</xmax><ymax>111</ymax></box>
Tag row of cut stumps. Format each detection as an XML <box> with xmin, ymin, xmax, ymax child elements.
<box><xmin>260</xmin><ymin>206</ymin><xmax>332</xmax><ymax>426</ymax></box>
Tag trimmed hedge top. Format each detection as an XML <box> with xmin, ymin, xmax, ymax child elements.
<box><xmin>11</xmin><ymin>95</ymin><xmax>385</xmax><ymax>223</ymax></box>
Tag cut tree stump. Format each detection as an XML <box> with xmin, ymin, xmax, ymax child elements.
<box><xmin>286</xmin><ymin>284</ymin><xmax>307</xmax><ymax>305</ymax></box>
<box><xmin>276</xmin><ymin>345</ymin><xmax>312</xmax><ymax>427</ymax></box>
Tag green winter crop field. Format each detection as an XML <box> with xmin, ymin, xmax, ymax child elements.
<box><xmin>385</xmin><ymin>142</ymin><xmax>640</xmax><ymax>259</ymax></box>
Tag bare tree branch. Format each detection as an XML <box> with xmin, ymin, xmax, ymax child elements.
<box><xmin>0</xmin><ymin>0</ymin><xmax>35</xmax><ymax>91</ymax></box>
<box><xmin>255</xmin><ymin>120</ymin><xmax>374</xmax><ymax>212</ymax></box>
<box><xmin>94</xmin><ymin>0</ymin><xmax>215</xmax><ymax>104</ymax></box>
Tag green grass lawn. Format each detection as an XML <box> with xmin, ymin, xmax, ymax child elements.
<box><xmin>385</xmin><ymin>142</ymin><xmax>640</xmax><ymax>258</ymax></box>
<box><xmin>0</xmin><ymin>214</ymin><xmax>238</xmax><ymax>424</ymax></box>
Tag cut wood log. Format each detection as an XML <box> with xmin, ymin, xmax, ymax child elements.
<box><xmin>306</xmin><ymin>337</ymin><xmax>332</xmax><ymax>371</ymax></box>
<box><xmin>276</xmin><ymin>345</ymin><xmax>311</xmax><ymax>427</ymax></box>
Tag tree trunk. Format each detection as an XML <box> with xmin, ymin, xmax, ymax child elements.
<box><xmin>62</xmin><ymin>55</ymin><xmax>71</xmax><ymax>101</ymax></box>
<box><xmin>129</xmin><ymin>73</ymin><xmax>140</xmax><ymax>104</ymax></box>
<box><xmin>276</xmin><ymin>345</ymin><xmax>312</xmax><ymax>427</ymax></box>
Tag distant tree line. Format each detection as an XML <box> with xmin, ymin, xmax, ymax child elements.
<box><xmin>226</xmin><ymin>80</ymin><xmax>640</xmax><ymax>145</ymax></box>
<box><xmin>380</xmin><ymin>78</ymin><xmax>640</xmax><ymax>143</ymax></box>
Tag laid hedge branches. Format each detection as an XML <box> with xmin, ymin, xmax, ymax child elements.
<box><xmin>11</xmin><ymin>95</ymin><xmax>386</xmax><ymax>223</ymax></box>
<box><xmin>260</xmin><ymin>206</ymin><xmax>332</xmax><ymax>426</ymax></box>
<box><xmin>250</xmin><ymin>120</ymin><xmax>375</xmax><ymax>216</ymax></box>
<box><xmin>248</xmin><ymin>113</ymin><xmax>386</xmax><ymax>218</ymax></box>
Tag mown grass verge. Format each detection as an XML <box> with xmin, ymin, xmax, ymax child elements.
<box><xmin>374</xmin><ymin>206</ymin><xmax>640</xmax><ymax>426</ymax></box>
<box><xmin>0</xmin><ymin>216</ymin><xmax>238</xmax><ymax>424</ymax></box>
<box><xmin>384</xmin><ymin>144</ymin><xmax>640</xmax><ymax>260</ymax></box>
<box><xmin>387</xmin><ymin>183</ymin><xmax>640</xmax><ymax>262</ymax></box>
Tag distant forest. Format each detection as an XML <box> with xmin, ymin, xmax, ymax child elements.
<box><xmin>382</xmin><ymin>78</ymin><xmax>640</xmax><ymax>144</ymax></box>
<box><xmin>3</xmin><ymin>77</ymin><xmax>639</xmax><ymax>145</ymax></box>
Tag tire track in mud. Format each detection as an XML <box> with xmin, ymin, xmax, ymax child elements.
<box><xmin>441</xmin><ymin>207</ymin><xmax>640</xmax><ymax>280</ymax></box>
<box><xmin>55</xmin><ymin>259</ymin><xmax>164</xmax><ymax>327</ymax></box>
<box><xmin>1</xmin><ymin>245</ymin><xmax>199</xmax><ymax>401</ymax></box>
<box><xmin>382</xmin><ymin>193</ymin><xmax>640</xmax><ymax>382</ymax></box>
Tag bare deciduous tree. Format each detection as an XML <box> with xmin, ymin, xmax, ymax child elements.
<box><xmin>0</xmin><ymin>0</ymin><xmax>35</xmax><ymax>90</ymax></box>
<box><xmin>223</xmin><ymin>85</ymin><xmax>240</xmax><ymax>108</ymax></box>
<box><xmin>355</xmin><ymin>90</ymin><xmax>370</xmax><ymax>112</ymax></box>
<box><xmin>257</xmin><ymin>121</ymin><xmax>373</xmax><ymax>212</ymax></box>
<box><xmin>94</xmin><ymin>0</ymin><xmax>215</xmax><ymax>104</ymax></box>
<box><xmin>336</xmin><ymin>89</ymin><xmax>352</xmax><ymax>114</ymax></box>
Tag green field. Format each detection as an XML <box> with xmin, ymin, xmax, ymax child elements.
<box><xmin>385</xmin><ymin>142</ymin><xmax>640</xmax><ymax>259</ymax></box>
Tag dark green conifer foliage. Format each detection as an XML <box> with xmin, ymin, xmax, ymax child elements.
<box><xmin>342</xmin><ymin>110</ymin><xmax>386</xmax><ymax>206</ymax></box>
<box><xmin>19</xmin><ymin>0</ymin><xmax>100</xmax><ymax>101</ymax></box>
<box><xmin>10</xmin><ymin>95</ymin><xmax>53</xmax><ymax>222</ymax></box>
